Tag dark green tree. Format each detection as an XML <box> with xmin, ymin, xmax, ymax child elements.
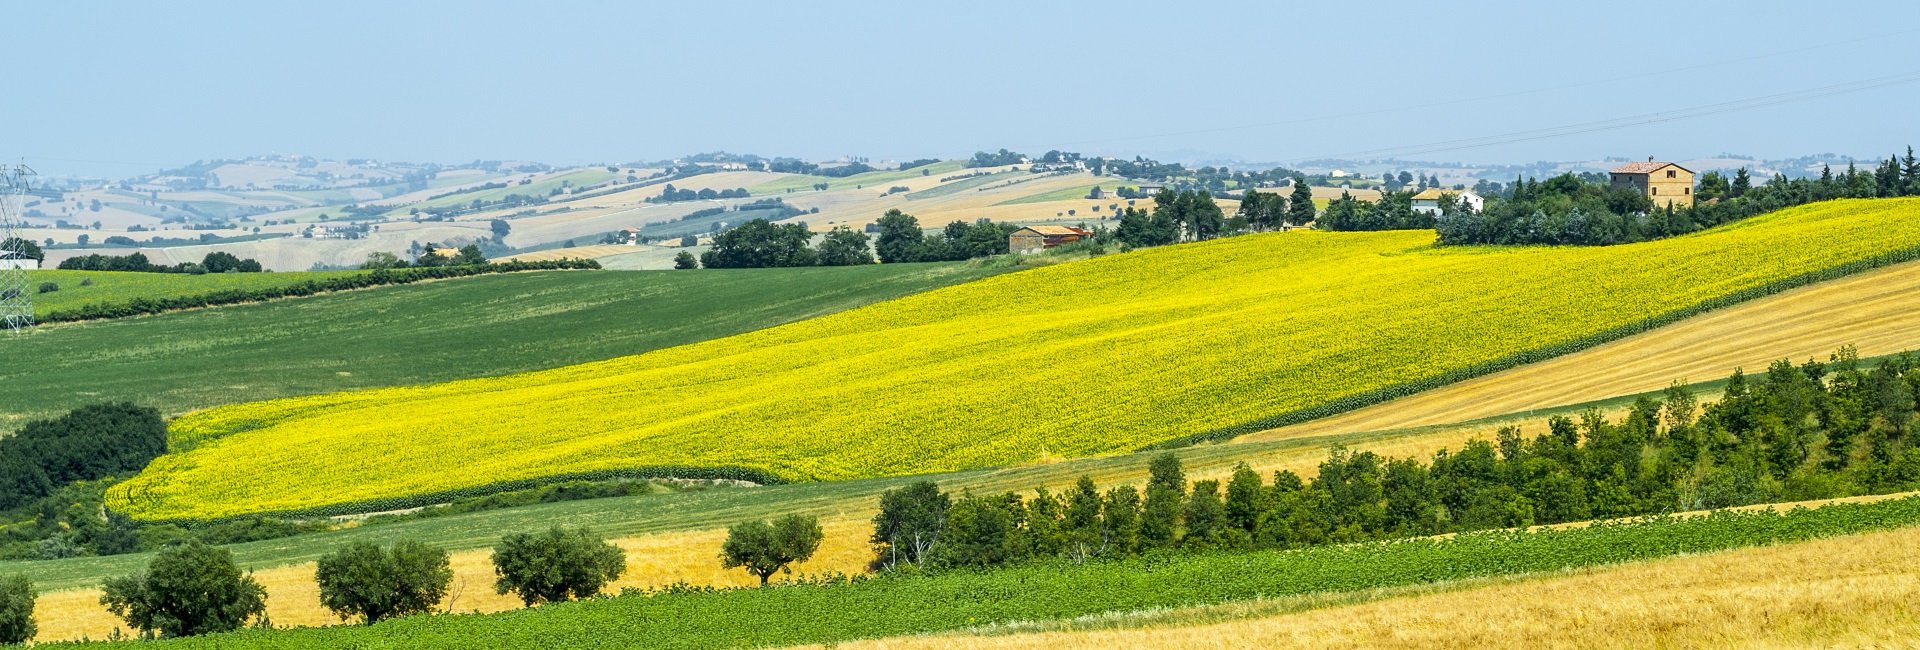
<box><xmin>873</xmin><ymin>209</ymin><xmax>926</xmax><ymax>263</ymax></box>
<box><xmin>1730</xmin><ymin>167</ymin><xmax>1752</xmax><ymax>198</ymax></box>
<box><xmin>490</xmin><ymin>219</ymin><xmax>512</xmax><ymax>240</ymax></box>
<box><xmin>1100</xmin><ymin>484</ymin><xmax>1142</xmax><ymax>554</ymax></box>
<box><xmin>455</xmin><ymin>244</ymin><xmax>488</xmax><ymax>266</ymax></box>
<box><xmin>314</xmin><ymin>541</ymin><xmax>453</xmax><ymax>625</ymax></box>
<box><xmin>0</xmin><ymin>237</ymin><xmax>44</xmax><ymax>262</ymax></box>
<box><xmin>1223</xmin><ymin>462</ymin><xmax>1265</xmax><ymax>533</ymax></box>
<box><xmin>490</xmin><ymin>527</ymin><xmax>625</xmax><ymax>606</ymax></box>
<box><xmin>672</xmin><ymin>250</ymin><xmax>699</xmax><ymax>269</ymax></box>
<box><xmin>0</xmin><ymin>575</ymin><xmax>31</xmax><ymax>646</ymax></box>
<box><xmin>933</xmin><ymin>492</ymin><xmax>1021</xmax><ymax>568</ymax></box>
<box><xmin>1181</xmin><ymin>479</ymin><xmax>1230</xmax><ymax>548</ymax></box>
<box><xmin>870</xmin><ymin>481</ymin><xmax>949</xmax><ymax>568</ymax></box>
<box><xmin>815</xmin><ymin>226</ymin><xmax>875</xmax><ymax>266</ymax></box>
<box><xmin>700</xmin><ymin>219</ymin><xmax>816</xmax><ymax>268</ymax></box>
<box><xmin>722</xmin><ymin>515</ymin><xmax>825</xmax><ymax>586</ymax></box>
<box><xmin>1062</xmin><ymin>476</ymin><xmax>1105</xmax><ymax>560</ymax></box>
<box><xmin>1140</xmin><ymin>453</ymin><xmax>1187</xmax><ymax>548</ymax></box>
<box><xmin>100</xmin><ymin>540</ymin><xmax>268</xmax><ymax>638</ymax></box>
<box><xmin>1287</xmin><ymin>177</ymin><xmax>1317</xmax><ymax>226</ymax></box>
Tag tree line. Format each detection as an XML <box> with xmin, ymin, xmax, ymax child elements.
<box><xmin>0</xmin><ymin>512</ymin><xmax>824</xmax><ymax>641</ymax></box>
<box><xmin>56</xmin><ymin>251</ymin><xmax>264</xmax><ymax>274</ymax></box>
<box><xmin>647</xmin><ymin>184</ymin><xmax>751</xmax><ymax>203</ymax></box>
<box><xmin>685</xmin><ymin>219</ymin><xmax>874</xmax><ymax>269</ymax></box>
<box><xmin>873</xmin><ymin>210</ymin><xmax>1018</xmax><ymax>263</ymax></box>
<box><xmin>867</xmin><ymin>348</ymin><xmax>1920</xmax><ymax>570</ymax></box>
<box><xmin>1435</xmin><ymin>146</ymin><xmax>1920</xmax><ymax>246</ymax></box>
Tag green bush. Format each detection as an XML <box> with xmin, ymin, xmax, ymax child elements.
<box><xmin>491</xmin><ymin>527</ymin><xmax>625</xmax><ymax>606</ymax></box>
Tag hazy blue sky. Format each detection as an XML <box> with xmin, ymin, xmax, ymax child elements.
<box><xmin>8</xmin><ymin>1</ymin><xmax>1920</xmax><ymax>177</ymax></box>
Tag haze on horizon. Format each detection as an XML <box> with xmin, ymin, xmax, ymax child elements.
<box><xmin>7</xmin><ymin>0</ymin><xmax>1920</xmax><ymax>177</ymax></box>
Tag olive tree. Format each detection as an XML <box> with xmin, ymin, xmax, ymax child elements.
<box><xmin>491</xmin><ymin>527</ymin><xmax>625</xmax><ymax>606</ymax></box>
<box><xmin>315</xmin><ymin>540</ymin><xmax>453</xmax><ymax>624</ymax></box>
<box><xmin>100</xmin><ymin>540</ymin><xmax>267</xmax><ymax>638</ymax></box>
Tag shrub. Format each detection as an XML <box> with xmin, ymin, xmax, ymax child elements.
<box><xmin>0</xmin><ymin>575</ymin><xmax>32</xmax><ymax>646</ymax></box>
<box><xmin>35</xmin><ymin>282</ymin><xmax>56</xmax><ymax>294</ymax></box>
<box><xmin>316</xmin><ymin>541</ymin><xmax>453</xmax><ymax>624</ymax></box>
<box><xmin>491</xmin><ymin>527</ymin><xmax>625</xmax><ymax>606</ymax></box>
<box><xmin>100</xmin><ymin>540</ymin><xmax>267</xmax><ymax>638</ymax></box>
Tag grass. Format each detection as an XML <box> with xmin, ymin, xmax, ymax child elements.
<box><xmin>993</xmin><ymin>184</ymin><xmax>1110</xmax><ymax>206</ymax></box>
<box><xmin>0</xmin><ymin>263</ymin><xmax>1008</xmax><ymax>429</ymax></box>
<box><xmin>746</xmin><ymin>161</ymin><xmax>968</xmax><ymax>195</ymax></box>
<box><xmin>112</xmin><ymin>199</ymin><xmax>1920</xmax><ymax>521</ymax></box>
<box><xmin>905</xmin><ymin>171</ymin><xmax>1026</xmax><ymax>199</ymax></box>
<box><xmin>42</xmin><ymin>494</ymin><xmax>1920</xmax><ymax>648</ymax></box>
<box><xmin>847</xmin><ymin>524</ymin><xmax>1920</xmax><ymax>649</ymax></box>
<box><xmin>24</xmin><ymin>269</ymin><xmax>367</xmax><ymax>320</ymax></box>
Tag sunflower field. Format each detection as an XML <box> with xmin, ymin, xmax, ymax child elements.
<box><xmin>113</xmin><ymin>198</ymin><xmax>1920</xmax><ymax>521</ymax></box>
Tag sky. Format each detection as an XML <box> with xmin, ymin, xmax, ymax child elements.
<box><xmin>6</xmin><ymin>1</ymin><xmax>1920</xmax><ymax>178</ymax></box>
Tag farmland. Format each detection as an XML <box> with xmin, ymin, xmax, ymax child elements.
<box><xmin>24</xmin><ymin>269</ymin><xmax>367</xmax><ymax>320</ymax></box>
<box><xmin>41</xmin><ymin>495</ymin><xmax>1920</xmax><ymax>648</ymax></box>
<box><xmin>105</xmin><ymin>199</ymin><xmax>1920</xmax><ymax>521</ymax></box>
<box><xmin>1248</xmin><ymin>255</ymin><xmax>1920</xmax><ymax>442</ymax></box>
<box><xmin>0</xmin><ymin>262</ymin><xmax>1007</xmax><ymax>427</ymax></box>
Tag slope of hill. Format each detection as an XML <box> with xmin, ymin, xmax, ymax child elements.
<box><xmin>109</xmin><ymin>199</ymin><xmax>1920</xmax><ymax>521</ymax></box>
<box><xmin>1245</xmin><ymin>256</ymin><xmax>1920</xmax><ymax>443</ymax></box>
<box><xmin>0</xmin><ymin>263</ymin><xmax>1006</xmax><ymax>428</ymax></box>
<box><xmin>25</xmin><ymin>269</ymin><xmax>366</xmax><ymax>320</ymax></box>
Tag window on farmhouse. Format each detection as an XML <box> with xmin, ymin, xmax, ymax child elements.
<box><xmin>1666</xmin><ymin>170</ymin><xmax>1677</xmax><ymax>178</ymax></box>
<box><xmin>1652</xmin><ymin>187</ymin><xmax>1659</xmax><ymax>195</ymax></box>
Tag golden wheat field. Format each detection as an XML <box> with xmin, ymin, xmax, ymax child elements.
<box><xmin>111</xmin><ymin>199</ymin><xmax>1920</xmax><ymax>521</ymax></box>
<box><xmin>831</xmin><ymin>523</ymin><xmax>1920</xmax><ymax>650</ymax></box>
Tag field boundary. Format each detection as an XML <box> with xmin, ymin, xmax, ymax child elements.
<box><xmin>38</xmin><ymin>260</ymin><xmax>600</xmax><ymax>324</ymax></box>
<box><xmin>1146</xmin><ymin>242</ymin><xmax>1920</xmax><ymax>450</ymax></box>
<box><xmin>124</xmin><ymin>465</ymin><xmax>786</xmax><ymax>526</ymax></box>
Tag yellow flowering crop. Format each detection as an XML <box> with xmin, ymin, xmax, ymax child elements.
<box><xmin>115</xmin><ymin>199</ymin><xmax>1920</xmax><ymax>521</ymax></box>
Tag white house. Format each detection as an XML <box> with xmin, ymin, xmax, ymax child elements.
<box><xmin>1410</xmin><ymin>188</ymin><xmax>1483</xmax><ymax>215</ymax></box>
<box><xmin>0</xmin><ymin>251</ymin><xmax>38</xmax><ymax>270</ymax></box>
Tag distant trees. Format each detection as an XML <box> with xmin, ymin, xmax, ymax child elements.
<box><xmin>649</xmin><ymin>185</ymin><xmax>750</xmax><ymax>203</ymax></box>
<box><xmin>700</xmin><ymin>219</ymin><xmax>817</xmax><ymax>268</ymax></box>
<box><xmin>101</xmin><ymin>540</ymin><xmax>268</xmax><ymax>638</ymax></box>
<box><xmin>1236</xmin><ymin>190</ymin><xmax>1286</xmax><ymax>231</ymax></box>
<box><xmin>967</xmin><ymin>149</ymin><xmax>1027</xmax><ymax>168</ymax></box>
<box><xmin>673</xmin><ymin>250</ymin><xmax>699</xmax><ymax>270</ymax></box>
<box><xmin>58</xmin><ymin>251</ymin><xmax>263</xmax><ymax>274</ymax></box>
<box><xmin>815</xmin><ymin>227</ymin><xmax>875</xmax><ymax>266</ymax></box>
<box><xmin>871</xmin><ymin>210</ymin><xmax>1016</xmax><ymax>263</ymax></box>
<box><xmin>491</xmin><ymin>527</ymin><xmax>626</xmax><ymax>607</ymax></box>
<box><xmin>1317</xmin><ymin>190</ymin><xmax>1430</xmax><ymax>232</ymax></box>
<box><xmin>490</xmin><ymin>219</ymin><xmax>512</xmax><ymax>241</ymax></box>
<box><xmin>0</xmin><ymin>403</ymin><xmax>166</xmax><ymax>511</ymax></box>
<box><xmin>0</xmin><ymin>237</ymin><xmax>42</xmax><ymax>262</ymax></box>
<box><xmin>0</xmin><ymin>575</ymin><xmax>31</xmax><ymax>646</ymax></box>
<box><xmin>897</xmin><ymin>158</ymin><xmax>941</xmax><ymax>171</ymax></box>
<box><xmin>721</xmin><ymin>515</ymin><xmax>825</xmax><ymax>586</ymax></box>
<box><xmin>314</xmin><ymin>541</ymin><xmax>453</xmax><ymax>625</ymax></box>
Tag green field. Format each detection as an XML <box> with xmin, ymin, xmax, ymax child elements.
<box><xmin>24</xmin><ymin>269</ymin><xmax>368</xmax><ymax>320</ymax></box>
<box><xmin>113</xmin><ymin>200</ymin><xmax>1920</xmax><ymax>521</ymax></box>
<box><xmin>994</xmin><ymin>183</ymin><xmax>1111</xmax><ymax>205</ymax></box>
<box><xmin>391</xmin><ymin>168</ymin><xmax>621</xmax><ymax>215</ymax></box>
<box><xmin>47</xmin><ymin>496</ymin><xmax>1920</xmax><ymax>649</ymax></box>
<box><xmin>904</xmin><ymin>170</ymin><xmax>1025</xmax><ymax>199</ymax></box>
<box><xmin>746</xmin><ymin>161</ymin><xmax>967</xmax><ymax>195</ymax></box>
<box><xmin>0</xmin><ymin>263</ymin><xmax>1009</xmax><ymax>428</ymax></box>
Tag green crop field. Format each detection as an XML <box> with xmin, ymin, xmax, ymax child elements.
<box><xmin>24</xmin><ymin>269</ymin><xmax>368</xmax><ymax>320</ymax></box>
<box><xmin>903</xmin><ymin>170</ymin><xmax>1024</xmax><ymax>199</ymax></box>
<box><xmin>46</xmin><ymin>496</ymin><xmax>1920</xmax><ymax>649</ymax></box>
<box><xmin>112</xmin><ymin>199</ymin><xmax>1920</xmax><ymax>521</ymax></box>
<box><xmin>0</xmin><ymin>263</ymin><xmax>1008</xmax><ymax>429</ymax></box>
<box><xmin>994</xmin><ymin>183</ymin><xmax>1110</xmax><ymax>205</ymax></box>
<box><xmin>746</xmin><ymin>161</ymin><xmax>967</xmax><ymax>195</ymax></box>
<box><xmin>390</xmin><ymin>168</ymin><xmax>621</xmax><ymax>215</ymax></box>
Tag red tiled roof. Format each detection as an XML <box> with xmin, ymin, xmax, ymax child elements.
<box><xmin>1610</xmin><ymin>161</ymin><xmax>1691</xmax><ymax>175</ymax></box>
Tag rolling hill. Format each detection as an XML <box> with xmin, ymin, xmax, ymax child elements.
<box><xmin>108</xmin><ymin>198</ymin><xmax>1920</xmax><ymax>521</ymax></box>
<box><xmin>0</xmin><ymin>263</ymin><xmax>1007</xmax><ymax>428</ymax></box>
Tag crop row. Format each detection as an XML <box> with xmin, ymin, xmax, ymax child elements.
<box><xmin>111</xmin><ymin>199</ymin><xmax>1920</xmax><ymax>521</ymax></box>
<box><xmin>59</xmin><ymin>495</ymin><xmax>1920</xmax><ymax>649</ymax></box>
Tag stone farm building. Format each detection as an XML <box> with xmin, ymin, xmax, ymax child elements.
<box><xmin>1409</xmin><ymin>188</ymin><xmax>1483</xmax><ymax>216</ymax></box>
<box><xmin>1610</xmin><ymin>160</ymin><xmax>1695</xmax><ymax>208</ymax></box>
<box><xmin>1009</xmin><ymin>226</ymin><xmax>1092</xmax><ymax>254</ymax></box>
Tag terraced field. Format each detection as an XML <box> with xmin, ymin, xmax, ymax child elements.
<box><xmin>109</xmin><ymin>199</ymin><xmax>1920</xmax><ymax>521</ymax></box>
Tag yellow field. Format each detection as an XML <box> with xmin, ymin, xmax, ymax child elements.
<box><xmin>835</xmin><ymin>523</ymin><xmax>1920</xmax><ymax>650</ymax></box>
<box><xmin>495</xmin><ymin>244</ymin><xmax>640</xmax><ymax>262</ymax></box>
<box><xmin>112</xmin><ymin>199</ymin><xmax>1920</xmax><ymax>521</ymax></box>
<box><xmin>1247</xmin><ymin>255</ymin><xmax>1920</xmax><ymax>443</ymax></box>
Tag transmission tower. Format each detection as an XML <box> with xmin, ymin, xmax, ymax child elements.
<box><xmin>0</xmin><ymin>163</ymin><xmax>36</xmax><ymax>331</ymax></box>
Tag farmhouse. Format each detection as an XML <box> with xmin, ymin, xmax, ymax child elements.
<box><xmin>1009</xmin><ymin>225</ymin><xmax>1092</xmax><ymax>254</ymax></box>
<box><xmin>1087</xmin><ymin>186</ymin><xmax>1107</xmax><ymax>200</ymax></box>
<box><xmin>1410</xmin><ymin>188</ymin><xmax>1484</xmax><ymax>215</ymax></box>
<box><xmin>0</xmin><ymin>251</ymin><xmax>38</xmax><ymax>270</ymax></box>
<box><xmin>1610</xmin><ymin>159</ymin><xmax>1695</xmax><ymax>208</ymax></box>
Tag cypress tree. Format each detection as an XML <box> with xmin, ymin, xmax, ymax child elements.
<box><xmin>1287</xmin><ymin>177</ymin><xmax>1317</xmax><ymax>226</ymax></box>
